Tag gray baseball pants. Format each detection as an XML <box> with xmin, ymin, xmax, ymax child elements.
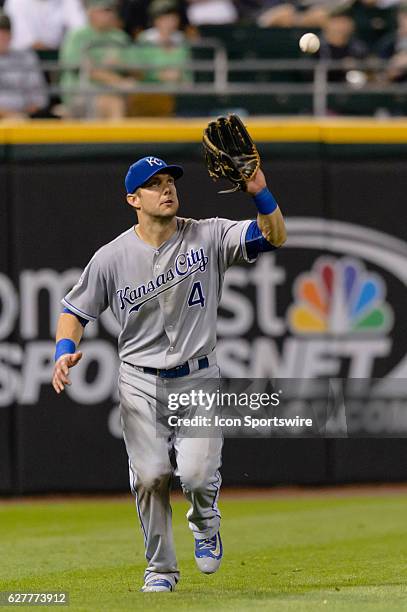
<box><xmin>118</xmin><ymin>361</ymin><xmax>223</xmax><ymax>585</ymax></box>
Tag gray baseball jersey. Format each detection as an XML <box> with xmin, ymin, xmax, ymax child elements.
<box><xmin>62</xmin><ymin>216</ymin><xmax>256</xmax><ymax>368</ymax></box>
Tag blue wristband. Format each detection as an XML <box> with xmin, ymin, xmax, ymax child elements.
<box><xmin>253</xmin><ymin>187</ymin><xmax>278</xmax><ymax>215</ymax></box>
<box><xmin>55</xmin><ymin>338</ymin><xmax>76</xmax><ymax>362</ymax></box>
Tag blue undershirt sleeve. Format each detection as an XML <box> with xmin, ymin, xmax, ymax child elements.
<box><xmin>245</xmin><ymin>220</ymin><xmax>277</xmax><ymax>260</ymax></box>
<box><xmin>62</xmin><ymin>307</ymin><xmax>89</xmax><ymax>327</ymax></box>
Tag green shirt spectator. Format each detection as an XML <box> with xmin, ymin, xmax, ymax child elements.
<box><xmin>59</xmin><ymin>0</ymin><xmax>137</xmax><ymax>114</ymax></box>
<box><xmin>135</xmin><ymin>0</ymin><xmax>191</xmax><ymax>84</ymax></box>
<box><xmin>136</xmin><ymin>33</ymin><xmax>191</xmax><ymax>83</ymax></box>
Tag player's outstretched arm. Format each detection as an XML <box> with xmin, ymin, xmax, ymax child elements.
<box><xmin>246</xmin><ymin>168</ymin><xmax>287</xmax><ymax>248</ymax></box>
<box><xmin>52</xmin><ymin>313</ymin><xmax>84</xmax><ymax>394</ymax></box>
<box><xmin>203</xmin><ymin>115</ymin><xmax>286</xmax><ymax>248</ymax></box>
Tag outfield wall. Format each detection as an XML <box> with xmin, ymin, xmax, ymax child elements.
<box><xmin>1</xmin><ymin>119</ymin><xmax>407</xmax><ymax>494</ymax></box>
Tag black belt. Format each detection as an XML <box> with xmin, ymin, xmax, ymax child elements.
<box><xmin>124</xmin><ymin>356</ymin><xmax>209</xmax><ymax>378</ymax></box>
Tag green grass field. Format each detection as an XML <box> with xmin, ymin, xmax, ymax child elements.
<box><xmin>0</xmin><ymin>492</ymin><xmax>406</xmax><ymax>611</ymax></box>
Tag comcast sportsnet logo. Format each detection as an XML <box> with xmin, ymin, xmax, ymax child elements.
<box><xmin>288</xmin><ymin>257</ymin><xmax>393</xmax><ymax>335</ymax></box>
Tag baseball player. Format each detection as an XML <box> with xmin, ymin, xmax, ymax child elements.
<box><xmin>52</xmin><ymin>144</ymin><xmax>286</xmax><ymax>592</ymax></box>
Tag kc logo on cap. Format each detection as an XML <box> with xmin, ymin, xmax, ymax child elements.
<box><xmin>125</xmin><ymin>156</ymin><xmax>184</xmax><ymax>194</ymax></box>
<box><xmin>145</xmin><ymin>157</ymin><xmax>164</xmax><ymax>167</ymax></box>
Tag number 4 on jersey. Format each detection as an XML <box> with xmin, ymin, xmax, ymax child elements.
<box><xmin>188</xmin><ymin>281</ymin><xmax>205</xmax><ymax>308</ymax></box>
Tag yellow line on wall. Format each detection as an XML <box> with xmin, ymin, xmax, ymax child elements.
<box><xmin>1</xmin><ymin>118</ymin><xmax>407</xmax><ymax>144</ymax></box>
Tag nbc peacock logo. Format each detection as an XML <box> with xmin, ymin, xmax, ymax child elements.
<box><xmin>219</xmin><ymin>219</ymin><xmax>406</xmax><ymax>378</ymax></box>
<box><xmin>288</xmin><ymin>256</ymin><xmax>393</xmax><ymax>336</ymax></box>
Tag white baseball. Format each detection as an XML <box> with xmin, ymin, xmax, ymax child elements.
<box><xmin>299</xmin><ymin>33</ymin><xmax>320</xmax><ymax>54</ymax></box>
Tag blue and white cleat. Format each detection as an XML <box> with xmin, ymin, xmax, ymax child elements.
<box><xmin>141</xmin><ymin>578</ymin><xmax>174</xmax><ymax>592</ymax></box>
<box><xmin>194</xmin><ymin>532</ymin><xmax>223</xmax><ymax>574</ymax></box>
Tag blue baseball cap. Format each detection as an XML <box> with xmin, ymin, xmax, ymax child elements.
<box><xmin>125</xmin><ymin>156</ymin><xmax>184</xmax><ymax>194</ymax></box>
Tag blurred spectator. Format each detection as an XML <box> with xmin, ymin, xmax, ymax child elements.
<box><xmin>256</xmin><ymin>0</ymin><xmax>331</xmax><ymax>28</ymax></box>
<box><xmin>318</xmin><ymin>13</ymin><xmax>368</xmax><ymax>80</ymax></box>
<box><xmin>126</xmin><ymin>0</ymin><xmax>192</xmax><ymax>117</ymax></box>
<box><xmin>320</xmin><ymin>12</ymin><xmax>368</xmax><ymax>58</ymax></box>
<box><xmin>3</xmin><ymin>0</ymin><xmax>86</xmax><ymax>51</ymax></box>
<box><xmin>378</xmin><ymin>3</ymin><xmax>407</xmax><ymax>56</ymax></box>
<box><xmin>186</xmin><ymin>0</ymin><xmax>238</xmax><ymax>25</ymax></box>
<box><xmin>387</xmin><ymin>48</ymin><xmax>407</xmax><ymax>79</ymax></box>
<box><xmin>382</xmin><ymin>5</ymin><xmax>407</xmax><ymax>80</ymax></box>
<box><xmin>0</xmin><ymin>12</ymin><xmax>49</xmax><ymax>118</ymax></box>
<box><xmin>136</xmin><ymin>0</ymin><xmax>191</xmax><ymax>83</ymax></box>
<box><xmin>345</xmin><ymin>0</ymin><xmax>398</xmax><ymax>51</ymax></box>
<box><xmin>59</xmin><ymin>0</ymin><xmax>136</xmax><ymax>118</ymax></box>
<box><xmin>119</xmin><ymin>0</ymin><xmax>191</xmax><ymax>38</ymax></box>
<box><xmin>233</xmin><ymin>0</ymin><xmax>262</xmax><ymax>20</ymax></box>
